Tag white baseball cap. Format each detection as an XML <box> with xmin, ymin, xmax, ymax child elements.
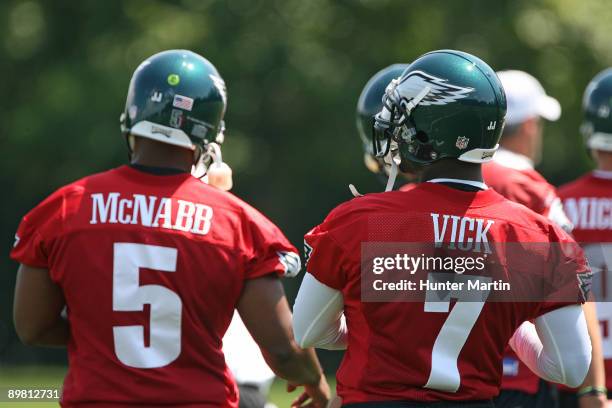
<box><xmin>496</xmin><ymin>70</ymin><xmax>561</xmax><ymax>126</ymax></box>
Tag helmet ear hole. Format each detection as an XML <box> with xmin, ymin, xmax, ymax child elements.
<box><xmin>415</xmin><ymin>130</ymin><xmax>429</xmax><ymax>143</ymax></box>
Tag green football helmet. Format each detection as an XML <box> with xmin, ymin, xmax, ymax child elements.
<box><xmin>357</xmin><ymin>64</ymin><xmax>410</xmax><ymax>159</ymax></box>
<box><xmin>582</xmin><ymin>68</ymin><xmax>612</xmax><ymax>152</ymax></box>
<box><xmin>373</xmin><ymin>50</ymin><xmax>506</xmax><ymax>165</ymax></box>
<box><xmin>120</xmin><ymin>49</ymin><xmax>227</xmax><ymax>152</ymax></box>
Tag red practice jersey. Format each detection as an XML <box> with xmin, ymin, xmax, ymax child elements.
<box><xmin>483</xmin><ymin>149</ymin><xmax>572</xmax><ymax>231</ymax></box>
<box><xmin>10</xmin><ymin>165</ymin><xmax>300</xmax><ymax>408</ymax></box>
<box><xmin>304</xmin><ymin>182</ymin><xmax>587</xmax><ymax>404</ymax></box>
<box><xmin>559</xmin><ymin>170</ymin><xmax>612</xmax><ymax>389</ymax></box>
<box><xmin>483</xmin><ymin>161</ymin><xmax>557</xmax><ymax>218</ymax></box>
<box><xmin>482</xmin><ymin>149</ymin><xmax>572</xmax><ymax>394</ymax></box>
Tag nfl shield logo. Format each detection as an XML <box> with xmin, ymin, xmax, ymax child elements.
<box><xmin>455</xmin><ymin>136</ymin><xmax>469</xmax><ymax>150</ymax></box>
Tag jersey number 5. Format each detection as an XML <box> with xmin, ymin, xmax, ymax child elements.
<box><xmin>112</xmin><ymin>243</ymin><xmax>182</xmax><ymax>368</ymax></box>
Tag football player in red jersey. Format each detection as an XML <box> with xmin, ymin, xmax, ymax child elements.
<box><xmin>11</xmin><ymin>50</ymin><xmax>329</xmax><ymax>408</ymax></box>
<box><xmin>354</xmin><ymin>64</ymin><xmax>417</xmax><ymax>196</ymax></box>
<box><xmin>558</xmin><ymin>69</ymin><xmax>612</xmax><ymax>408</ymax></box>
<box><xmin>483</xmin><ymin>70</ymin><xmax>605</xmax><ymax>408</ymax></box>
<box><xmin>293</xmin><ymin>50</ymin><xmax>592</xmax><ymax>407</ymax></box>
<box><xmin>482</xmin><ymin>70</ymin><xmax>571</xmax><ymax>230</ymax></box>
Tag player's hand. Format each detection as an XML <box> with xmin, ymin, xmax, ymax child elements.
<box><xmin>287</xmin><ymin>375</ymin><xmax>331</xmax><ymax>408</ymax></box>
<box><xmin>579</xmin><ymin>394</ymin><xmax>607</xmax><ymax>408</ymax></box>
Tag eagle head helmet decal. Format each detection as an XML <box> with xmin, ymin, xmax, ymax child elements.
<box><xmin>396</xmin><ymin>70</ymin><xmax>474</xmax><ymax>107</ymax></box>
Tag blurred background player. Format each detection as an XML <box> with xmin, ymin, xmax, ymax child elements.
<box><xmin>483</xmin><ymin>70</ymin><xmax>605</xmax><ymax>408</ymax></box>
<box><xmin>558</xmin><ymin>68</ymin><xmax>612</xmax><ymax>408</ymax></box>
<box><xmin>11</xmin><ymin>50</ymin><xmax>329</xmax><ymax>408</ymax></box>
<box><xmin>482</xmin><ymin>70</ymin><xmax>571</xmax><ymax>230</ymax></box>
<box><xmin>293</xmin><ymin>50</ymin><xmax>592</xmax><ymax>407</ymax></box>
<box><xmin>223</xmin><ymin>312</ymin><xmax>277</xmax><ymax>408</ymax></box>
<box><xmin>354</xmin><ymin>64</ymin><xmax>417</xmax><ymax>195</ymax></box>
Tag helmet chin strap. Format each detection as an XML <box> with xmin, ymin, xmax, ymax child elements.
<box><xmin>384</xmin><ymin>158</ymin><xmax>398</xmax><ymax>192</ymax></box>
<box><xmin>348</xmin><ymin>151</ymin><xmax>399</xmax><ymax>197</ymax></box>
<box><xmin>348</xmin><ymin>184</ymin><xmax>363</xmax><ymax>197</ymax></box>
<box><xmin>191</xmin><ymin>146</ymin><xmax>207</xmax><ymax>179</ymax></box>
<box><xmin>125</xmin><ymin>134</ymin><xmax>136</xmax><ymax>161</ymax></box>
<box><xmin>379</xmin><ymin>86</ymin><xmax>429</xmax><ymax>192</ymax></box>
<box><xmin>350</xmin><ymin>85</ymin><xmax>430</xmax><ymax>197</ymax></box>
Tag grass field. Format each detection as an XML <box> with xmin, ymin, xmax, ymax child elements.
<box><xmin>0</xmin><ymin>366</ymin><xmax>336</xmax><ymax>407</ymax></box>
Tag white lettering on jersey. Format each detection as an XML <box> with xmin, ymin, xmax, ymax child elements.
<box><xmin>564</xmin><ymin>197</ymin><xmax>612</xmax><ymax>230</ymax></box>
<box><xmin>174</xmin><ymin>200</ymin><xmax>196</xmax><ymax>232</ymax></box>
<box><xmin>90</xmin><ymin>192</ymin><xmax>120</xmax><ymax>224</ymax></box>
<box><xmin>131</xmin><ymin>194</ymin><xmax>157</xmax><ymax>227</ymax></box>
<box><xmin>192</xmin><ymin>204</ymin><xmax>214</xmax><ymax>235</ymax></box>
<box><xmin>431</xmin><ymin>213</ymin><xmax>494</xmax><ymax>253</ymax></box>
<box><xmin>90</xmin><ymin>193</ymin><xmax>213</xmax><ymax>235</ymax></box>
<box><xmin>118</xmin><ymin>199</ymin><xmax>132</xmax><ymax>224</ymax></box>
<box><xmin>152</xmin><ymin>198</ymin><xmax>173</xmax><ymax>229</ymax></box>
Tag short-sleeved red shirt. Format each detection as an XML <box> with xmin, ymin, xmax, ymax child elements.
<box><xmin>304</xmin><ymin>182</ymin><xmax>587</xmax><ymax>403</ymax></box>
<box><xmin>10</xmin><ymin>165</ymin><xmax>299</xmax><ymax>408</ymax></box>
<box><xmin>560</xmin><ymin>171</ymin><xmax>612</xmax><ymax>390</ymax></box>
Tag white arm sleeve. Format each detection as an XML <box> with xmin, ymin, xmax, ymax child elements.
<box><xmin>509</xmin><ymin>304</ymin><xmax>591</xmax><ymax>388</ymax></box>
<box><xmin>292</xmin><ymin>273</ymin><xmax>347</xmax><ymax>350</ymax></box>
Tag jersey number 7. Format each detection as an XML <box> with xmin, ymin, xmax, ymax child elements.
<box><xmin>424</xmin><ymin>273</ymin><xmax>491</xmax><ymax>392</ymax></box>
<box><xmin>112</xmin><ymin>243</ymin><xmax>182</xmax><ymax>368</ymax></box>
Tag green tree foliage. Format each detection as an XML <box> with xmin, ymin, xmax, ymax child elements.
<box><xmin>0</xmin><ymin>0</ymin><xmax>609</xmax><ymax>364</ymax></box>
